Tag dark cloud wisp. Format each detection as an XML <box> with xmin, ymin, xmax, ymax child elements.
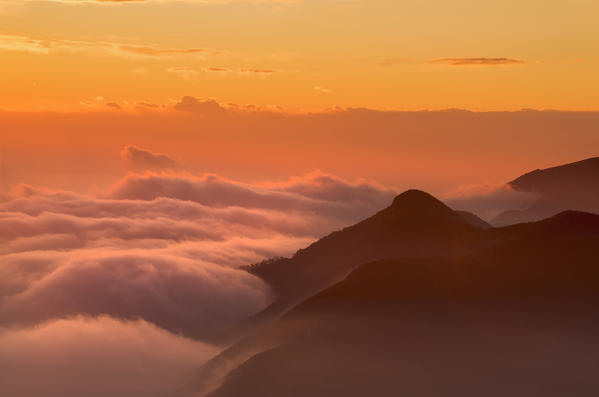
<box><xmin>429</xmin><ymin>57</ymin><xmax>525</xmax><ymax>66</ymax></box>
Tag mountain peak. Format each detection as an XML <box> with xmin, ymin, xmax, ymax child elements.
<box><xmin>390</xmin><ymin>189</ymin><xmax>450</xmax><ymax>212</ymax></box>
<box><xmin>509</xmin><ymin>156</ymin><xmax>599</xmax><ymax>191</ymax></box>
<box><xmin>392</xmin><ymin>189</ymin><xmax>438</xmax><ymax>205</ymax></box>
<box><xmin>492</xmin><ymin>156</ymin><xmax>599</xmax><ymax>226</ymax></box>
<box><xmin>384</xmin><ymin>189</ymin><xmax>464</xmax><ymax>226</ymax></box>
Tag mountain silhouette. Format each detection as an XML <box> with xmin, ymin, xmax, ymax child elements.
<box><xmin>245</xmin><ymin>190</ymin><xmax>488</xmax><ymax>304</ymax></box>
<box><xmin>194</xmin><ymin>190</ymin><xmax>496</xmax><ymax>393</ymax></box>
<box><xmin>194</xmin><ymin>190</ymin><xmax>594</xmax><ymax>396</ymax></box>
<box><xmin>207</xmin><ymin>210</ymin><xmax>599</xmax><ymax>397</ymax></box>
<box><xmin>456</xmin><ymin>210</ymin><xmax>491</xmax><ymax>229</ymax></box>
<box><xmin>293</xmin><ymin>210</ymin><xmax>599</xmax><ymax>311</ymax></box>
<box><xmin>492</xmin><ymin>156</ymin><xmax>599</xmax><ymax>225</ymax></box>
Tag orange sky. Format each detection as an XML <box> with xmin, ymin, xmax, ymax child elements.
<box><xmin>1</xmin><ymin>1</ymin><xmax>599</xmax><ymax>195</ymax></box>
<box><xmin>2</xmin><ymin>107</ymin><xmax>599</xmax><ymax>196</ymax></box>
<box><xmin>0</xmin><ymin>0</ymin><xmax>598</xmax><ymax>111</ymax></box>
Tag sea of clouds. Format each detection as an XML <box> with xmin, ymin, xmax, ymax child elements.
<box><xmin>0</xmin><ymin>146</ymin><xmax>398</xmax><ymax>397</ymax></box>
<box><xmin>0</xmin><ymin>145</ymin><xmax>537</xmax><ymax>396</ymax></box>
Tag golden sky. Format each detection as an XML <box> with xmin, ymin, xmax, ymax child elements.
<box><xmin>2</xmin><ymin>0</ymin><xmax>599</xmax><ymax>197</ymax></box>
<box><xmin>3</xmin><ymin>107</ymin><xmax>599</xmax><ymax>196</ymax></box>
<box><xmin>1</xmin><ymin>0</ymin><xmax>598</xmax><ymax>111</ymax></box>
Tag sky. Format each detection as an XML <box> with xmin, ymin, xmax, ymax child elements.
<box><xmin>2</xmin><ymin>106</ymin><xmax>599</xmax><ymax>197</ymax></box>
<box><xmin>0</xmin><ymin>0</ymin><xmax>598</xmax><ymax>111</ymax></box>
<box><xmin>1</xmin><ymin>1</ymin><xmax>599</xmax><ymax>396</ymax></box>
<box><xmin>1</xmin><ymin>0</ymin><xmax>597</xmax><ymax>192</ymax></box>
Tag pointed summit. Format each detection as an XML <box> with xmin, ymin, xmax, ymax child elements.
<box><xmin>246</xmin><ymin>190</ymin><xmax>481</xmax><ymax>303</ymax></box>
<box><xmin>391</xmin><ymin>189</ymin><xmax>440</xmax><ymax>207</ymax></box>
<box><xmin>492</xmin><ymin>156</ymin><xmax>599</xmax><ymax>226</ymax></box>
<box><xmin>391</xmin><ymin>189</ymin><xmax>452</xmax><ymax>212</ymax></box>
<box><xmin>387</xmin><ymin>189</ymin><xmax>463</xmax><ymax>225</ymax></box>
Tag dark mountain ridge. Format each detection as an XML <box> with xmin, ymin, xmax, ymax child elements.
<box><xmin>193</xmin><ymin>190</ymin><xmax>598</xmax><ymax>396</ymax></box>
<box><xmin>208</xmin><ymin>210</ymin><xmax>599</xmax><ymax>397</ymax></box>
<box><xmin>244</xmin><ymin>190</ymin><xmax>490</xmax><ymax>303</ymax></box>
<box><xmin>195</xmin><ymin>190</ymin><xmax>497</xmax><ymax>394</ymax></box>
<box><xmin>492</xmin><ymin>156</ymin><xmax>599</xmax><ymax>225</ymax></box>
<box><xmin>293</xmin><ymin>210</ymin><xmax>599</xmax><ymax>313</ymax></box>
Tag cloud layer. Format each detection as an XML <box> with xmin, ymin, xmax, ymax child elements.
<box><xmin>443</xmin><ymin>183</ymin><xmax>537</xmax><ymax>220</ymax></box>
<box><xmin>0</xmin><ymin>251</ymin><xmax>272</xmax><ymax>338</ymax></box>
<box><xmin>0</xmin><ymin>316</ymin><xmax>218</xmax><ymax>397</ymax></box>
<box><xmin>0</xmin><ymin>147</ymin><xmax>400</xmax><ymax>395</ymax></box>
<box><xmin>0</xmin><ymin>147</ymin><xmax>397</xmax><ymax>335</ymax></box>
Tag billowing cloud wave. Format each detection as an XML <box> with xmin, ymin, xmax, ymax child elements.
<box><xmin>0</xmin><ymin>146</ymin><xmax>398</xmax><ymax>395</ymax></box>
<box><xmin>0</xmin><ymin>178</ymin><xmax>374</xmax><ymax>336</ymax></box>
<box><xmin>0</xmin><ymin>316</ymin><xmax>218</xmax><ymax>397</ymax></box>
<box><xmin>108</xmin><ymin>171</ymin><xmax>396</xmax><ymax>221</ymax></box>
<box><xmin>0</xmin><ymin>252</ymin><xmax>272</xmax><ymax>339</ymax></box>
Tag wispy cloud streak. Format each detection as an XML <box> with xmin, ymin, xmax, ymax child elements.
<box><xmin>429</xmin><ymin>57</ymin><xmax>525</xmax><ymax>66</ymax></box>
<box><xmin>0</xmin><ymin>34</ymin><xmax>220</xmax><ymax>59</ymax></box>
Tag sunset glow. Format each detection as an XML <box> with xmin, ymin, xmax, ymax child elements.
<box><xmin>1</xmin><ymin>0</ymin><xmax>598</xmax><ymax>112</ymax></box>
<box><xmin>2</xmin><ymin>2</ymin><xmax>599</xmax><ymax>397</ymax></box>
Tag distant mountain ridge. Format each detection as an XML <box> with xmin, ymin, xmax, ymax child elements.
<box><xmin>195</xmin><ymin>158</ymin><xmax>599</xmax><ymax>396</ymax></box>
<box><xmin>293</xmin><ymin>210</ymin><xmax>599</xmax><ymax>313</ymax></box>
<box><xmin>195</xmin><ymin>190</ymin><xmax>497</xmax><ymax>394</ymax></box>
<box><xmin>194</xmin><ymin>188</ymin><xmax>599</xmax><ymax>396</ymax></box>
<box><xmin>492</xmin><ymin>156</ymin><xmax>599</xmax><ymax>225</ymax></box>
<box><xmin>244</xmin><ymin>190</ymin><xmax>488</xmax><ymax>304</ymax></box>
<box><xmin>207</xmin><ymin>209</ymin><xmax>599</xmax><ymax>397</ymax></box>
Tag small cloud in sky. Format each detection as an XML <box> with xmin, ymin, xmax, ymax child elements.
<box><xmin>203</xmin><ymin>67</ymin><xmax>231</xmax><ymax>74</ymax></box>
<box><xmin>120</xmin><ymin>145</ymin><xmax>184</xmax><ymax>172</ymax></box>
<box><xmin>314</xmin><ymin>86</ymin><xmax>332</xmax><ymax>94</ymax></box>
<box><xmin>238</xmin><ymin>68</ymin><xmax>275</xmax><ymax>75</ymax></box>
<box><xmin>167</xmin><ymin>66</ymin><xmax>197</xmax><ymax>79</ymax></box>
<box><xmin>134</xmin><ymin>101</ymin><xmax>159</xmax><ymax>108</ymax></box>
<box><xmin>0</xmin><ymin>34</ymin><xmax>221</xmax><ymax>59</ymax></box>
<box><xmin>201</xmin><ymin>67</ymin><xmax>277</xmax><ymax>76</ymax></box>
<box><xmin>121</xmin><ymin>44</ymin><xmax>218</xmax><ymax>57</ymax></box>
<box><xmin>174</xmin><ymin>96</ymin><xmax>227</xmax><ymax>115</ymax></box>
<box><xmin>429</xmin><ymin>57</ymin><xmax>525</xmax><ymax>66</ymax></box>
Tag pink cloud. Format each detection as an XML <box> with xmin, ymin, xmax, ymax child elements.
<box><xmin>174</xmin><ymin>96</ymin><xmax>228</xmax><ymax>115</ymax></box>
<box><xmin>120</xmin><ymin>145</ymin><xmax>185</xmax><ymax>172</ymax></box>
<box><xmin>0</xmin><ymin>252</ymin><xmax>272</xmax><ymax>339</ymax></box>
<box><xmin>0</xmin><ymin>316</ymin><xmax>218</xmax><ymax>397</ymax></box>
<box><xmin>0</xmin><ymin>165</ymin><xmax>396</xmax><ymax>342</ymax></box>
<box><xmin>107</xmin><ymin>171</ymin><xmax>396</xmax><ymax>222</ymax></box>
